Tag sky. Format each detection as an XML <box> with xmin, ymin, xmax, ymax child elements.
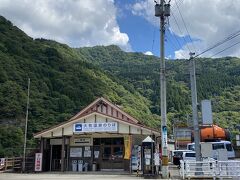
<box><xmin>0</xmin><ymin>0</ymin><xmax>240</xmax><ymax>59</ymax></box>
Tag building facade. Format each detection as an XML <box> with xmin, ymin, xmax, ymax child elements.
<box><xmin>34</xmin><ymin>97</ymin><xmax>160</xmax><ymax>172</ymax></box>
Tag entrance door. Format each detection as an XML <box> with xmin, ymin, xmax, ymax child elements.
<box><xmin>93</xmin><ymin>137</ymin><xmax>124</xmax><ymax>170</ymax></box>
<box><xmin>101</xmin><ymin>145</ymin><xmax>124</xmax><ymax>170</ymax></box>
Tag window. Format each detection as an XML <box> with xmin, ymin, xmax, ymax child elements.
<box><xmin>112</xmin><ymin>138</ymin><xmax>124</xmax><ymax>145</ymax></box>
<box><xmin>186</xmin><ymin>153</ymin><xmax>195</xmax><ymax>157</ymax></box>
<box><xmin>212</xmin><ymin>143</ymin><xmax>224</xmax><ymax>150</ymax></box>
<box><xmin>93</xmin><ymin>138</ymin><xmax>100</xmax><ymax>145</ymax></box>
<box><xmin>188</xmin><ymin>144</ymin><xmax>195</xmax><ymax>151</ymax></box>
<box><xmin>101</xmin><ymin>138</ymin><xmax>112</xmax><ymax>145</ymax></box>
<box><xmin>113</xmin><ymin>147</ymin><xmax>123</xmax><ymax>158</ymax></box>
<box><xmin>103</xmin><ymin>147</ymin><xmax>111</xmax><ymax>159</ymax></box>
<box><xmin>226</xmin><ymin>144</ymin><xmax>233</xmax><ymax>151</ymax></box>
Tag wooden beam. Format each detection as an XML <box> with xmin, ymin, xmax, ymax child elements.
<box><xmin>61</xmin><ymin>128</ymin><xmax>65</xmax><ymax>172</ymax></box>
<box><xmin>40</xmin><ymin>137</ymin><xmax>44</xmax><ymax>154</ymax></box>
<box><xmin>50</xmin><ymin>145</ymin><xmax>52</xmax><ymax>172</ymax></box>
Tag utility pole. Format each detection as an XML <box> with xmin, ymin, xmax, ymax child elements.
<box><xmin>189</xmin><ymin>53</ymin><xmax>201</xmax><ymax>161</ymax></box>
<box><xmin>155</xmin><ymin>0</ymin><xmax>170</xmax><ymax>178</ymax></box>
<box><xmin>23</xmin><ymin>78</ymin><xmax>30</xmax><ymax>172</ymax></box>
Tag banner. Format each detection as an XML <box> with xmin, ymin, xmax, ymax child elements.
<box><xmin>34</xmin><ymin>153</ymin><xmax>42</xmax><ymax>172</ymax></box>
<box><xmin>124</xmin><ymin>135</ymin><xmax>132</xmax><ymax>160</ymax></box>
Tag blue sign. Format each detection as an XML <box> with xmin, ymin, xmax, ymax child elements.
<box><xmin>75</xmin><ymin>124</ymin><xmax>82</xmax><ymax>132</ymax></box>
<box><xmin>73</xmin><ymin>122</ymin><xmax>118</xmax><ymax>133</ymax></box>
<box><xmin>162</xmin><ymin>126</ymin><xmax>167</xmax><ymax>135</ymax></box>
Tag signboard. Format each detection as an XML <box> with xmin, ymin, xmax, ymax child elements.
<box><xmin>0</xmin><ymin>158</ymin><xmax>5</xmax><ymax>166</ymax></box>
<box><xmin>74</xmin><ymin>137</ymin><xmax>91</xmax><ymax>145</ymax></box>
<box><xmin>201</xmin><ymin>100</ymin><xmax>213</xmax><ymax>125</ymax></box>
<box><xmin>154</xmin><ymin>152</ymin><xmax>160</xmax><ymax>166</ymax></box>
<box><xmin>73</xmin><ymin>122</ymin><xmax>118</xmax><ymax>133</ymax></box>
<box><xmin>50</xmin><ymin>138</ymin><xmax>69</xmax><ymax>145</ymax></box>
<box><xmin>236</xmin><ymin>135</ymin><xmax>240</xmax><ymax>146</ymax></box>
<box><xmin>162</xmin><ymin>126</ymin><xmax>168</xmax><ymax>147</ymax></box>
<box><xmin>34</xmin><ymin>153</ymin><xmax>42</xmax><ymax>172</ymax></box>
<box><xmin>70</xmin><ymin>147</ymin><xmax>82</xmax><ymax>157</ymax></box>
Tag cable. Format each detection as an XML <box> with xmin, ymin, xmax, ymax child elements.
<box><xmin>175</xmin><ymin>0</ymin><xmax>198</xmax><ymax>53</ymax></box>
<box><xmin>209</xmin><ymin>40</ymin><xmax>240</xmax><ymax>58</ymax></box>
<box><xmin>167</xmin><ymin>27</ymin><xmax>181</xmax><ymax>50</ymax></box>
<box><xmin>194</xmin><ymin>30</ymin><xmax>240</xmax><ymax>58</ymax></box>
<box><xmin>151</xmin><ymin>26</ymin><xmax>157</xmax><ymax>54</ymax></box>
<box><xmin>166</xmin><ymin>27</ymin><xmax>188</xmax><ymax>59</ymax></box>
<box><xmin>171</xmin><ymin>11</ymin><xmax>192</xmax><ymax>52</ymax></box>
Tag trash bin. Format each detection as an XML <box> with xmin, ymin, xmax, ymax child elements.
<box><xmin>84</xmin><ymin>162</ymin><xmax>88</xmax><ymax>171</ymax></box>
<box><xmin>92</xmin><ymin>162</ymin><xmax>96</xmax><ymax>171</ymax></box>
<box><xmin>78</xmin><ymin>160</ymin><xmax>83</xmax><ymax>172</ymax></box>
<box><xmin>72</xmin><ymin>160</ymin><xmax>77</xmax><ymax>172</ymax></box>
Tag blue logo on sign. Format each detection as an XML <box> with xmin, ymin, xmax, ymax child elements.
<box><xmin>75</xmin><ymin>124</ymin><xmax>82</xmax><ymax>132</ymax></box>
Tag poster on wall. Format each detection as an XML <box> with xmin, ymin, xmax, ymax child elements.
<box><xmin>34</xmin><ymin>153</ymin><xmax>42</xmax><ymax>172</ymax></box>
<box><xmin>70</xmin><ymin>147</ymin><xmax>82</xmax><ymax>157</ymax></box>
<box><xmin>94</xmin><ymin>151</ymin><xmax>99</xmax><ymax>158</ymax></box>
<box><xmin>84</xmin><ymin>150</ymin><xmax>91</xmax><ymax>157</ymax></box>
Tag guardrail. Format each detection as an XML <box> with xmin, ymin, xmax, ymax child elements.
<box><xmin>216</xmin><ymin>161</ymin><xmax>240</xmax><ymax>179</ymax></box>
<box><xmin>180</xmin><ymin>160</ymin><xmax>240</xmax><ymax>179</ymax></box>
<box><xmin>180</xmin><ymin>159</ymin><xmax>216</xmax><ymax>179</ymax></box>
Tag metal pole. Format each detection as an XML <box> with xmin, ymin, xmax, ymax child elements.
<box><xmin>189</xmin><ymin>54</ymin><xmax>201</xmax><ymax>161</ymax></box>
<box><xmin>23</xmin><ymin>78</ymin><xmax>30</xmax><ymax>172</ymax></box>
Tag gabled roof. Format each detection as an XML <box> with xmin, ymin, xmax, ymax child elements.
<box><xmin>34</xmin><ymin>97</ymin><xmax>159</xmax><ymax>138</ymax></box>
<box><xmin>70</xmin><ymin>97</ymin><xmax>139</xmax><ymax>124</ymax></box>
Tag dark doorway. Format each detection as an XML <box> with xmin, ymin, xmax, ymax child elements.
<box><xmin>93</xmin><ymin>137</ymin><xmax>124</xmax><ymax>170</ymax></box>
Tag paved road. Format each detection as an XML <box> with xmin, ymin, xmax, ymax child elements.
<box><xmin>0</xmin><ymin>164</ymin><xmax>181</xmax><ymax>180</ymax></box>
<box><xmin>1</xmin><ymin>173</ymin><xmax>140</xmax><ymax>180</ymax></box>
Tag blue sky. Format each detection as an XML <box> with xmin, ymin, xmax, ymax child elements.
<box><xmin>115</xmin><ymin>0</ymin><xmax>161</xmax><ymax>56</ymax></box>
<box><xmin>115</xmin><ymin>0</ymin><xmax>196</xmax><ymax>59</ymax></box>
<box><xmin>0</xmin><ymin>0</ymin><xmax>240</xmax><ymax>58</ymax></box>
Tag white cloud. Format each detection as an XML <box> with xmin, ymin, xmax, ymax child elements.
<box><xmin>144</xmin><ymin>51</ymin><xmax>154</xmax><ymax>55</ymax></box>
<box><xmin>0</xmin><ymin>0</ymin><xmax>131</xmax><ymax>50</ymax></box>
<box><xmin>130</xmin><ymin>0</ymin><xmax>240</xmax><ymax>58</ymax></box>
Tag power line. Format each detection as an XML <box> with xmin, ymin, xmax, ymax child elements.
<box><xmin>166</xmin><ymin>26</ymin><xmax>181</xmax><ymax>50</ymax></box>
<box><xmin>209</xmin><ymin>40</ymin><xmax>240</xmax><ymax>58</ymax></box>
<box><xmin>194</xmin><ymin>30</ymin><xmax>240</xmax><ymax>58</ymax></box>
<box><xmin>171</xmin><ymin>11</ymin><xmax>192</xmax><ymax>52</ymax></box>
<box><xmin>175</xmin><ymin>0</ymin><xmax>198</xmax><ymax>53</ymax></box>
<box><xmin>166</xmin><ymin>27</ymin><xmax>188</xmax><ymax>59</ymax></box>
<box><xmin>151</xmin><ymin>24</ymin><xmax>157</xmax><ymax>53</ymax></box>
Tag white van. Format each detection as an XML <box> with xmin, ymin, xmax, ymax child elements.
<box><xmin>187</xmin><ymin>141</ymin><xmax>235</xmax><ymax>159</ymax></box>
<box><xmin>182</xmin><ymin>151</ymin><xmax>196</xmax><ymax>161</ymax></box>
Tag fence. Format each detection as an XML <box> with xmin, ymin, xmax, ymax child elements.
<box><xmin>0</xmin><ymin>157</ymin><xmax>22</xmax><ymax>172</ymax></box>
<box><xmin>180</xmin><ymin>160</ymin><xmax>240</xmax><ymax>179</ymax></box>
<box><xmin>0</xmin><ymin>156</ymin><xmax>35</xmax><ymax>172</ymax></box>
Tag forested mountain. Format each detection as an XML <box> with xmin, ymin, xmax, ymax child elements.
<box><xmin>0</xmin><ymin>16</ymin><xmax>158</xmax><ymax>156</ymax></box>
<box><xmin>76</xmin><ymin>46</ymin><xmax>240</xmax><ymax>127</ymax></box>
<box><xmin>0</xmin><ymin>16</ymin><xmax>240</xmax><ymax>156</ymax></box>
